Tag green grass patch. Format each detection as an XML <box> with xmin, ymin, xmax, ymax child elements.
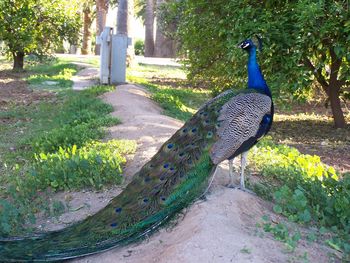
<box><xmin>31</xmin><ymin>140</ymin><xmax>136</xmax><ymax>191</ymax></box>
<box><xmin>27</xmin><ymin>62</ymin><xmax>78</xmax><ymax>91</ymax></box>
<box><xmin>127</xmin><ymin>64</ymin><xmax>210</xmax><ymax>122</ymax></box>
<box><xmin>0</xmin><ymin>59</ymin><xmax>131</xmax><ymax>235</ymax></box>
<box><xmin>0</xmin><ymin>86</ymin><xmax>118</xmax><ymax>165</ymax></box>
<box><xmin>57</xmin><ymin>55</ymin><xmax>100</xmax><ymax>68</ymax></box>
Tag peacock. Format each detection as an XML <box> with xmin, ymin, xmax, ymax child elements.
<box><xmin>0</xmin><ymin>36</ymin><xmax>273</xmax><ymax>262</ymax></box>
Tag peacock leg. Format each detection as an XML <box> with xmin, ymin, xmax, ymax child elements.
<box><xmin>226</xmin><ymin>159</ymin><xmax>236</xmax><ymax>188</ymax></box>
<box><xmin>240</xmin><ymin>151</ymin><xmax>248</xmax><ymax>189</ymax></box>
<box><xmin>238</xmin><ymin>151</ymin><xmax>256</xmax><ymax>195</ymax></box>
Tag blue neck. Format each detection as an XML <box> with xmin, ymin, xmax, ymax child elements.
<box><xmin>247</xmin><ymin>48</ymin><xmax>271</xmax><ymax>97</ymax></box>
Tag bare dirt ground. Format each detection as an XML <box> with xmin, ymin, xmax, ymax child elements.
<box><xmin>0</xmin><ymin>69</ymin><xmax>53</xmax><ymax>111</ymax></box>
<box><xmin>55</xmin><ymin>84</ymin><xmax>334</xmax><ymax>263</ymax></box>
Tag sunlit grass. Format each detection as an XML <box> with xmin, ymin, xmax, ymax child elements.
<box><xmin>27</xmin><ymin>62</ymin><xmax>78</xmax><ymax>91</ymax></box>
<box><xmin>57</xmin><ymin>55</ymin><xmax>100</xmax><ymax>68</ymax></box>
<box><xmin>0</xmin><ymin>56</ymin><xmax>12</xmax><ymax>71</ymax></box>
<box><xmin>128</xmin><ymin>63</ymin><xmax>186</xmax><ymax>80</ymax></box>
<box><xmin>127</xmin><ymin>64</ymin><xmax>210</xmax><ymax>121</ymax></box>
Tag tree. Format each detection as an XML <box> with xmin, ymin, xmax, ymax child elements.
<box><xmin>135</xmin><ymin>0</ymin><xmax>176</xmax><ymax>57</ymax></box>
<box><xmin>95</xmin><ymin>0</ymin><xmax>109</xmax><ymax>55</ymax></box>
<box><xmin>117</xmin><ymin>0</ymin><xmax>135</xmax><ymax>65</ymax></box>
<box><xmin>144</xmin><ymin>0</ymin><xmax>155</xmax><ymax>56</ymax></box>
<box><xmin>154</xmin><ymin>0</ymin><xmax>175</xmax><ymax>57</ymax></box>
<box><xmin>82</xmin><ymin>0</ymin><xmax>96</xmax><ymax>55</ymax></box>
<box><xmin>0</xmin><ymin>0</ymin><xmax>81</xmax><ymax>70</ymax></box>
<box><xmin>169</xmin><ymin>0</ymin><xmax>350</xmax><ymax>128</ymax></box>
<box><xmin>134</xmin><ymin>0</ymin><xmax>155</xmax><ymax>56</ymax></box>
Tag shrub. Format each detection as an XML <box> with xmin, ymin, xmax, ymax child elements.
<box><xmin>134</xmin><ymin>39</ymin><xmax>145</xmax><ymax>55</ymax></box>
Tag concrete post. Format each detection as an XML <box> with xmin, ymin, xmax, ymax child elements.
<box><xmin>110</xmin><ymin>33</ymin><xmax>131</xmax><ymax>84</ymax></box>
<box><xmin>97</xmin><ymin>27</ymin><xmax>112</xmax><ymax>84</ymax></box>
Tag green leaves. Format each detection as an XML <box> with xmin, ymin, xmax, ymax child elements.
<box><xmin>168</xmin><ymin>0</ymin><xmax>350</xmax><ymax>123</ymax></box>
<box><xmin>272</xmin><ymin>186</ymin><xmax>312</xmax><ymax>223</ymax></box>
<box><xmin>250</xmin><ymin>137</ymin><xmax>350</xmax><ymax>258</ymax></box>
<box><xmin>0</xmin><ymin>0</ymin><xmax>81</xmax><ymax>67</ymax></box>
<box><xmin>31</xmin><ymin>140</ymin><xmax>137</xmax><ymax>191</ymax></box>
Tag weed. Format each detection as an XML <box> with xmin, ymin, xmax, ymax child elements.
<box><xmin>27</xmin><ymin>63</ymin><xmax>78</xmax><ymax>91</ymax></box>
<box><xmin>250</xmin><ymin>137</ymin><xmax>350</xmax><ymax>259</ymax></box>
<box><xmin>31</xmin><ymin>140</ymin><xmax>136</xmax><ymax>191</ymax></box>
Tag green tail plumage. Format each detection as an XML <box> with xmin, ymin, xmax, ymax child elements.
<box><xmin>0</xmin><ymin>90</ymin><xmax>235</xmax><ymax>262</ymax></box>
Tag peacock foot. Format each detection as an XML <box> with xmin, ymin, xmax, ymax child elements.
<box><xmin>236</xmin><ymin>186</ymin><xmax>256</xmax><ymax>195</ymax></box>
<box><xmin>225</xmin><ymin>183</ymin><xmax>239</xmax><ymax>189</ymax></box>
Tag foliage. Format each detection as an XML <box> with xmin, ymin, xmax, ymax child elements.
<box><xmin>166</xmin><ymin>0</ymin><xmax>350</xmax><ymax>126</ymax></box>
<box><xmin>250</xmin><ymin>137</ymin><xmax>350</xmax><ymax>257</ymax></box>
<box><xmin>31</xmin><ymin>140</ymin><xmax>136</xmax><ymax>191</ymax></box>
<box><xmin>0</xmin><ymin>0</ymin><xmax>81</xmax><ymax>68</ymax></box>
<box><xmin>258</xmin><ymin>216</ymin><xmax>302</xmax><ymax>253</ymax></box>
<box><xmin>134</xmin><ymin>39</ymin><xmax>145</xmax><ymax>55</ymax></box>
<box><xmin>134</xmin><ymin>0</ymin><xmax>146</xmax><ymax>22</ymax></box>
<box><xmin>157</xmin><ymin>1</ymin><xmax>179</xmax><ymax>39</ymax></box>
<box><xmin>0</xmin><ymin>140</ymin><xmax>136</xmax><ymax>235</ymax></box>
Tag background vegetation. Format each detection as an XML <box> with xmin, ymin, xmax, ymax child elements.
<box><xmin>0</xmin><ymin>0</ymin><xmax>81</xmax><ymax>69</ymax></box>
<box><xmin>161</xmin><ymin>0</ymin><xmax>350</xmax><ymax>128</ymax></box>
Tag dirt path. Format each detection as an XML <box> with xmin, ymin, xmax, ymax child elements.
<box><xmin>66</xmin><ymin>84</ymin><xmax>333</xmax><ymax>263</ymax></box>
<box><xmin>71</xmin><ymin>63</ymin><xmax>99</xmax><ymax>90</ymax></box>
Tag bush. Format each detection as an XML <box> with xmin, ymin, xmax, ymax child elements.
<box><xmin>134</xmin><ymin>39</ymin><xmax>145</xmax><ymax>56</ymax></box>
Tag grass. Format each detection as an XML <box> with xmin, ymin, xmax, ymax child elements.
<box><xmin>27</xmin><ymin>63</ymin><xmax>78</xmax><ymax>91</ymax></box>
<box><xmin>57</xmin><ymin>55</ymin><xmax>100</xmax><ymax>68</ymax></box>
<box><xmin>0</xmin><ymin>58</ymin><xmax>135</xmax><ymax>235</ymax></box>
<box><xmin>127</xmin><ymin>64</ymin><xmax>211</xmax><ymax>121</ymax></box>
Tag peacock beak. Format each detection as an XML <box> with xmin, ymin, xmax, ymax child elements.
<box><xmin>238</xmin><ymin>42</ymin><xmax>249</xmax><ymax>49</ymax></box>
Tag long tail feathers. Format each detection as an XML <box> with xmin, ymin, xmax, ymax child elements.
<box><xmin>0</xmin><ymin>162</ymin><xmax>217</xmax><ymax>261</ymax></box>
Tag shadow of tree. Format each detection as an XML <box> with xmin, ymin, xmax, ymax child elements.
<box><xmin>271</xmin><ymin>117</ymin><xmax>350</xmax><ymax>173</ymax></box>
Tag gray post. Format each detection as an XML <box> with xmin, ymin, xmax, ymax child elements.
<box><xmin>110</xmin><ymin>34</ymin><xmax>130</xmax><ymax>84</ymax></box>
<box><xmin>97</xmin><ymin>27</ymin><xmax>112</xmax><ymax>84</ymax></box>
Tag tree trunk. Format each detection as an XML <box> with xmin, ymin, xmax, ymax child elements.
<box><xmin>95</xmin><ymin>0</ymin><xmax>109</xmax><ymax>55</ymax></box>
<box><xmin>127</xmin><ymin>0</ymin><xmax>135</xmax><ymax>66</ymax></box>
<box><xmin>117</xmin><ymin>0</ymin><xmax>128</xmax><ymax>34</ymax></box>
<box><xmin>154</xmin><ymin>0</ymin><xmax>175</xmax><ymax>58</ymax></box>
<box><xmin>144</xmin><ymin>0</ymin><xmax>155</xmax><ymax>57</ymax></box>
<box><xmin>329</xmin><ymin>84</ymin><xmax>346</xmax><ymax>128</ymax></box>
<box><xmin>13</xmin><ymin>52</ymin><xmax>24</xmax><ymax>70</ymax></box>
<box><xmin>117</xmin><ymin>0</ymin><xmax>135</xmax><ymax>66</ymax></box>
<box><xmin>304</xmin><ymin>55</ymin><xmax>347</xmax><ymax>128</ymax></box>
<box><xmin>82</xmin><ymin>7</ymin><xmax>93</xmax><ymax>55</ymax></box>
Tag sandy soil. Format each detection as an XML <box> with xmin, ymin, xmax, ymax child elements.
<box><xmin>37</xmin><ymin>84</ymin><xmax>333</xmax><ymax>263</ymax></box>
<box><xmin>71</xmin><ymin>63</ymin><xmax>99</xmax><ymax>91</ymax></box>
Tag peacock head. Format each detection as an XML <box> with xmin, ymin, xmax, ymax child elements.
<box><xmin>238</xmin><ymin>36</ymin><xmax>262</xmax><ymax>52</ymax></box>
